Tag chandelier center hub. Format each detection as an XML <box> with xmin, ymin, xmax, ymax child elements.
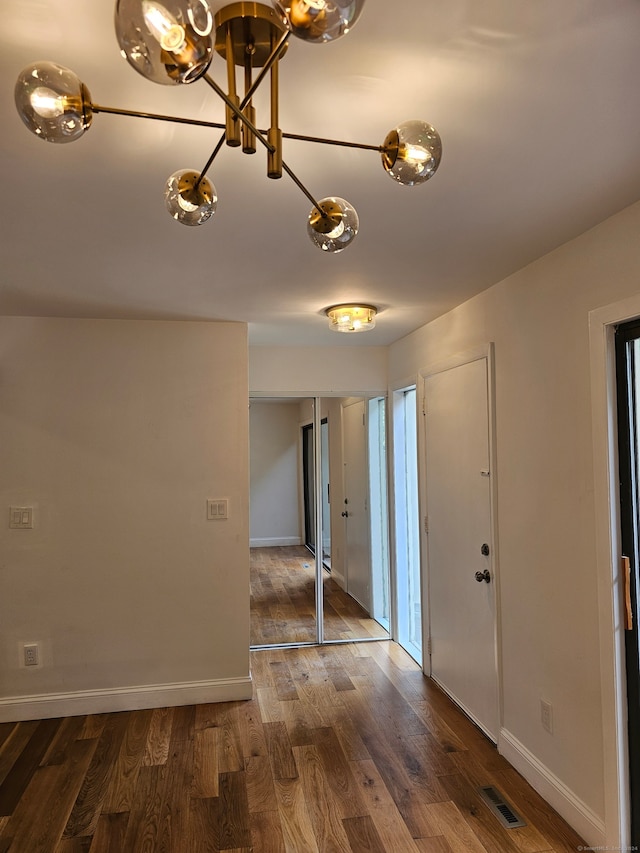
<box><xmin>214</xmin><ymin>2</ymin><xmax>288</xmax><ymax>67</ymax></box>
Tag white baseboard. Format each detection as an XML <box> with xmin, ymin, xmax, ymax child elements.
<box><xmin>499</xmin><ymin>728</ymin><xmax>605</xmax><ymax>847</ymax></box>
<box><xmin>250</xmin><ymin>537</ymin><xmax>302</xmax><ymax>547</ymax></box>
<box><xmin>0</xmin><ymin>676</ymin><xmax>253</xmax><ymax>722</ymax></box>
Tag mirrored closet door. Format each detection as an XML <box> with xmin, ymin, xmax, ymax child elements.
<box><xmin>249</xmin><ymin>396</ymin><xmax>391</xmax><ymax>648</ymax></box>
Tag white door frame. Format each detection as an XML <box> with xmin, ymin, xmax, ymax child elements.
<box><xmin>588</xmin><ymin>294</ymin><xmax>640</xmax><ymax>849</ymax></box>
<box><xmin>418</xmin><ymin>343</ymin><xmax>503</xmax><ymax>739</ymax></box>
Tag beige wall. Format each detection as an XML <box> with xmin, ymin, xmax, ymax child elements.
<box><xmin>249</xmin><ymin>400</ymin><xmax>302</xmax><ymax>546</ymax></box>
<box><xmin>0</xmin><ymin>317</ymin><xmax>250</xmax><ymax>719</ymax></box>
<box><xmin>249</xmin><ymin>345</ymin><xmax>387</xmax><ymax>397</ymax></box>
<box><xmin>389</xmin><ymin>199</ymin><xmax>640</xmax><ymax>842</ymax></box>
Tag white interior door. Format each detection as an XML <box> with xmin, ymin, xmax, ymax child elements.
<box><xmin>424</xmin><ymin>356</ymin><xmax>499</xmax><ymax>741</ymax></box>
<box><xmin>343</xmin><ymin>400</ymin><xmax>371</xmax><ymax>611</ymax></box>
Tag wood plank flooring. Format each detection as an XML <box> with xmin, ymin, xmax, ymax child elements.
<box><xmin>251</xmin><ymin>546</ymin><xmax>389</xmax><ymax>647</ymax></box>
<box><xmin>0</xmin><ymin>641</ymin><xmax>585</xmax><ymax>852</ymax></box>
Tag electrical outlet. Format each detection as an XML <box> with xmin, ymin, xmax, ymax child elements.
<box><xmin>540</xmin><ymin>699</ymin><xmax>553</xmax><ymax>734</ymax></box>
<box><xmin>23</xmin><ymin>643</ymin><xmax>40</xmax><ymax>667</ymax></box>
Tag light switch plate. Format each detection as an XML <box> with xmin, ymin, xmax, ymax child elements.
<box><xmin>207</xmin><ymin>499</ymin><xmax>228</xmax><ymax>520</ymax></box>
<box><xmin>10</xmin><ymin>507</ymin><xmax>33</xmax><ymax>529</ymax></box>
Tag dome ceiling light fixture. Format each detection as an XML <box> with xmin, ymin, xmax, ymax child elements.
<box><xmin>14</xmin><ymin>0</ymin><xmax>442</xmax><ymax>254</ymax></box>
<box><xmin>325</xmin><ymin>303</ymin><xmax>377</xmax><ymax>333</ymax></box>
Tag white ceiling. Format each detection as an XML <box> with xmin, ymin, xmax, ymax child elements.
<box><xmin>3</xmin><ymin>0</ymin><xmax>640</xmax><ymax>346</ymax></box>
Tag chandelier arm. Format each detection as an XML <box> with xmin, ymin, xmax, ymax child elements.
<box><xmin>241</xmin><ymin>31</ymin><xmax>290</xmax><ymax>110</ymax></box>
<box><xmin>203</xmin><ymin>74</ymin><xmax>275</xmax><ymax>153</ymax></box>
<box><xmin>280</xmin><ymin>132</ymin><xmax>383</xmax><ymax>152</ymax></box>
<box><xmin>280</xmin><ymin>162</ymin><xmax>325</xmax><ymax>214</ymax></box>
<box><xmin>202</xmin><ymin>74</ymin><xmax>325</xmax><ymax>215</ymax></box>
<box><xmin>91</xmin><ymin>104</ymin><xmax>225</xmax><ymax>130</ymax></box>
<box><xmin>267</xmin><ymin>29</ymin><xmax>282</xmax><ymax>179</ymax></box>
<box><xmin>195</xmin><ymin>132</ymin><xmax>227</xmax><ymax>189</ymax></box>
<box><xmin>193</xmin><ymin>33</ymin><xmax>289</xmax><ymax>187</ymax></box>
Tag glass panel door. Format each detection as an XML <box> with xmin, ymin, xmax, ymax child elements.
<box><xmin>393</xmin><ymin>387</ymin><xmax>422</xmax><ymax>663</ymax></box>
<box><xmin>369</xmin><ymin>397</ymin><xmax>390</xmax><ymax>631</ymax></box>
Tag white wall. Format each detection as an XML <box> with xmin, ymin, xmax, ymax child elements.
<box><xmin>249</xmin><ymin>346</ymin><xmax>387</xmax><ymax>397</ymax></box>
<box><xmin>0</xmin><ymin>317</ymin><xmax>251</xmax><ymax>720</ymax></box>
<box><xmin>389</xmin><ymin>199</ymin><xmax>640</xmax><ymax>845</ymax></box>
<box><xmin>249</xmin><ymin>400</ymin><xmax>303</xmax><ymax>546</ymax></box>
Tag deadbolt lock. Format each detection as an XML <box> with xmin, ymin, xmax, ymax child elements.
<box><xmin>481</xmin><ymin>543</ymin><xmax>490</xmax><ymax>556</ymax></box>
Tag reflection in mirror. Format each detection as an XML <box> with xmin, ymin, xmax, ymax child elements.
<box><xmin>249</xmin><ymin>396</ymin><xmax>391</xmax><ymax>648</ymax></box>
<box><xmin>249</xmin><ymin>397</ymin><xmax>317</xmax><ymax>646</ymax></box>
<box><xmin>323</xmin><ymin>397</ymin><xmax>390</xmax><ymax>642</ymax></box>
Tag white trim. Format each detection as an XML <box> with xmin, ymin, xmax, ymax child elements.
<box><xmin>500</xmin><ymin>728</ymin><xmax>606</xmax><ymax>847</ymax></box>
<box><xmin>588</xmin><ymin>295</ymin><xmax>640</xmax><ymax>848</ymax></box>
<box><xmin>250</xmin><ymin>537</ymin><xmax>302</xmax><ymax>547</ymax></box>
<box><xmin>249</xmin><ymin>389</ymin><xmax>387</xmax><ymax>400</ymax></box>
<box><xmin>418</xmin><ymin>343</ymin><xmax>490</xmax><ymax>380</ymax></box>
<box><xmin>0</xmin><ymin>676</ymin><xmax>253</xmax><ymax>723</ymax></box>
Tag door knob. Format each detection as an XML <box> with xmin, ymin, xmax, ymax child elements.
<box><xmin>475</xmin><ymin>569</ymin><xmax>491</xmax><ymax>583</ymax></box>
<box><xmin>341</xmin><ymin>511</ymin><xmax>349</xmax><ymax>518</ymax></box>
<box><xmin>481</xmin><ymin>543</ymin><xmax>490</xmax><ymax>556</ymax></box>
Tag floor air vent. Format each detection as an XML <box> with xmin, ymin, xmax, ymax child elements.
<box><xmin>477</xmin><ymin>786</ymin><xmax>527</xmax><ymax>829</ymax></box>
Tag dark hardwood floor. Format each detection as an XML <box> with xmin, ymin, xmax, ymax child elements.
<box><xmin>250</xmin><ymin>546</ymin><xmax>389</xmax><ymax>647</ymax></box>
<box><xmin>0</xmin><ymin>640</ymin><xmax>585</xmax><ymax>852</ymax></box>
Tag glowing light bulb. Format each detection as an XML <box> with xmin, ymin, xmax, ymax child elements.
<box><xmin>400</xmin><ymin>144</ymin><xmax>432</xmax><ymax>166</ymax></box>
<box><xmin>381</xmin><ymin>120</ymin><xmax>442</xmax><ymax>186</ymax></box>
<box><xmin>325</xmin><ymin>217</ymin><xmax>346</xmax><ymax>239</ymax></box>
<box><xmin>290</xmin><ymin>0</ymin><xmax>326</xmax><ymax>26</ymax></box>
<box><xmin>273</xmin><ymin>0</ymin><xmax>364</xmax><ymax>42</ymax></box>
<box><xmin>177</xmin><ymin>194</ymin><xmax>198</xmax><ymax>212</ymax></box>
<box><xmin>30</xmin><ymin>86</ymin><xmax>65</xmax><ymax>119</ymax></box>
<box><xmin>307</xmin><ymin>197</ymin><xmax>358</xmax><ymax>252</ymax></box>
<box><xmin>164</xmin><ymin>169</ymin><xmax>217</xmax><ymax>225</ymax></box>
<box><xmin>142</xmin><ymin>0</ymin><xmax>186</xmax><ymax>52</ymax></box>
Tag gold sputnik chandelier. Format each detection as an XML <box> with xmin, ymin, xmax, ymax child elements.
<box><xmin>14</xmin><ymin>0</ymin><xmax>442</xmax><ymax>253</ymax></box>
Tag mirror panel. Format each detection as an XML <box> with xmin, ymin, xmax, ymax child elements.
<box><xmin>249</xmin><ymin>397</ymin><xmax>317</xmax><ymax>646</ymax></box>
<box><xmin>322</xmin><ymin>397</ymin><xmax>390</xmax><ymax>643</ymax></box>
<box><xmin>249</xmin><ymin>395</ymin><xmax>390</xmax><ymax>648</ymax></box>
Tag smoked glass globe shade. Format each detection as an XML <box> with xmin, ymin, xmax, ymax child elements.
<box><xmin>307</xmin><ymin>197</ymin><xmax>358</xmax><ymax>252</ymax></box>
<box><xmin>382</xmin><ymin>120</ymin><xmax>442</xmax><ymax>186</ymax></box>
<box><xmin>15</xmin><ymin>62</ymin><xmax>92</xmax><ymax>143</ymax></box>
<box><xmin>115</xmin><ymin>0</ymin><xmax>214</xmax><ymax>84</ymax></box>
<box><xmin>271</xmin><ymin>0</ymin><xmax>365</xmax><ymax>43</ymax></box>
<box><xmin>165</xmin><ymin>169</ymin><xmax>217</xmax><ymax>225</ymax></box>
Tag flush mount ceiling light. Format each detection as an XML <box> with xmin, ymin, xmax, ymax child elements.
<box><xmin>14</xmin><ymin>0</ymin><xmax>442</xmax><ymax>254</ymax></box>
<box><xmin>326</xmin><ymin>303</ymin><xmax>376</xmax><ymax>333</ymax></box>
